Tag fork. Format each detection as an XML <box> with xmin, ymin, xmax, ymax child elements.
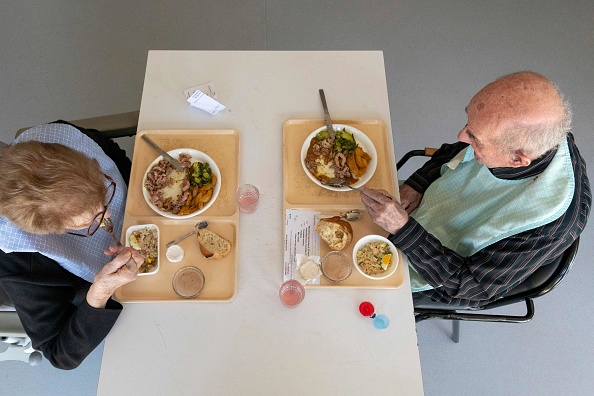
<box><xmin>321</xmin><ymin>178</ymin><xmax>396</xmax><ymax>202</ymax></box>
<box><xmin>321</xmin><ymin>178</ymin><xmax>363</xmax><ymax>192</ymax></box>
<box><xmin>100</xmin><ymin>218</ymin><xmax>138</xmax><ymax>272</ymax></box>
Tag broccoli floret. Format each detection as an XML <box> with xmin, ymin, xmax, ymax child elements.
<box><xmin>190</xmin><ymin>162</ymin><xmax>212</xmax><ymax>187</ymax></box>
<box><xmin>315</xmin><ymin>128</ymin><xmax>358</xmax><ymax>154</ymax></box>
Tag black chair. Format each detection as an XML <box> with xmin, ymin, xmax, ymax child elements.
<box><xmin>397</xmin><ymin>148</ymin><xmax>581</xmax><ymax>342</ymax></box>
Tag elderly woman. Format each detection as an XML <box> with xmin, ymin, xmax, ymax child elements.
<box><xmin>0</xmin><ymin>121</ymin><xmax>142</xmax><ymax>369</ymax></box>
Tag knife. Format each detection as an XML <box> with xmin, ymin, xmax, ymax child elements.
<box><xmin>319</xmin><ymin>89</ymin><xmax>336</xmax><ymax>140</ymax></box>
<box><xmin>141</xmin><ymin>135</ymin><xmax>185</xmax><ymax>172</ymax></box>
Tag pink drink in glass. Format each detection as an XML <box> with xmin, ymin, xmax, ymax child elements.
<box><xmin>238</xmin><ymin>193</ymin><xmax>258</xmax><ymax>213</ymax></box>
<box><xmin>236</xmin><ymin>184</ymin><xmax>259</xmax><ymax>213</ymax></box>
<box><xmin>279</xmin><ymin>279</ymin><xmax>305</xmax><ymax>307</ymax></box>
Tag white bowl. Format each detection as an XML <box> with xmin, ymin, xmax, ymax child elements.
<box><xmin>142</xmin><ymin>148</ymin><xmax>221</xmax><ymax>219</ymax></box>
<box><xmin>125</xmin><ymin>224</ymin><xmax>160</xmax><ymax>276</ymax></box>
<box><xmin>300</xmin><ymin>124</ymin><xmax>377</xmax><ymax>192</ymax></box>
<box><xmin>352</xmin><ymin>235</ymin><xmax>399</xmax><ymax>280</ymax></box>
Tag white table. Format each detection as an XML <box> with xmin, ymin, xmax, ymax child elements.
<box><xmin>98</xmin><ymin>51</ymin><xmax>424</xmax><ymax>396</ymax></box>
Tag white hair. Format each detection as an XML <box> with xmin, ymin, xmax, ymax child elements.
<box><xmin>495</xmin><ymin>77</ymin><xmax>572</xmax><ymax>159</ymax></box>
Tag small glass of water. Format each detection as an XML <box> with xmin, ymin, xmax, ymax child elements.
<box><xmin>236</xmin><ymin>184</ymin><xmax>259</xmax><ymax>214</ymax></box>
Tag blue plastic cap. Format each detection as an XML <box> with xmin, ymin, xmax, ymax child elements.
<box><xmin>373</xmin><ymin>314</ymin><xmax>390</xmax><ymax>329</ymax></box>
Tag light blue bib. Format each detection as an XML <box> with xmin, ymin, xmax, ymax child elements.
<box><xmin>409</xmin><ymin>138</ymin><xmax>574</xmax><ymax>291</ymax></box>
<box><xmin>0</xmin><ymin>124</ymin><xmax>127</xmax><ymax>283</ymax></box>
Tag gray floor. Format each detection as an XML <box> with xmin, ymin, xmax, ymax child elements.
<box><xmin>1</xmin><ymin>1</ymin><xmax>593</xmax><ymax>395</ymax></box>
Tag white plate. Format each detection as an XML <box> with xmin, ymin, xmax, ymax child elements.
<box><xmin>125</xmin><ymin>224</ymin><xmax>160</xmax><ymax>276</ymax></box>
<box><xmin>142</xmin><ymin>148</ymin><xmax>221</xmax><ymax>219</ymax></box>
<box><xmin>300</xmin><ymin>124</ymin><xmax>377</xmax><ymax>192</ymax></box>
<box><xmin>352</xmin><ymin>235</ymin><xmax>399</xmax><ymax>280</ymax></box>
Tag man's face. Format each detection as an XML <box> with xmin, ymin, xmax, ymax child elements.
<box><xmin>457</xmin><ymin>98</ymin><xmax>515</xmax><ymax>168</ymax></box>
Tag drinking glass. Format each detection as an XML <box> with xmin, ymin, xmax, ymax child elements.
<box><xmin>236</xmin><ymin>184</ymin><xmax>259</xmax><ymax>213</ymax></box>
<box><xmin>279</xmin><ymin>279</ymin><xmax>305</xmax><ymax>307</ymax></box>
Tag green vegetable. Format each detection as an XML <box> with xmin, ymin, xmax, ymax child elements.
<box><xmin>316</xmin><ymin>130</ymin><xmax>331</xmax><ymax>140</ymax></box>
<box><xmin>189</xmin><ymin>161</ymin><xmax>213</xmax><ymax>187</ymax></box>
<box><xmin>334</xmin><ymin>129</ymin><xmax>358</xmax><ymax>154</ymax></box>
<box><xmin>316</xmin><ymin>128</ymin><xmax>358</xmax><ymax>154</ymax></box>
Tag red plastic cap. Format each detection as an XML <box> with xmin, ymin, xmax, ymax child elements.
<box><xmin>359</xmin><ymin>301</ymin><xmax>375</xmax><ymax>317</ymax></box>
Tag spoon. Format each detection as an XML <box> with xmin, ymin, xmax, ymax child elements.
<box><xmin>100</xmin><ymin>218</ymin><xmax>138</xmax><ymax>272</ymax></box>
<box><xmin>341</xmin><ymin>209</ymin><xmax>362</xmax><ymax>221</ymax></box>
<box><xmin>166</xmin><ymin>221</ymin><xmax>208</xmax><ymax>249</ymax></box>
<box><xmin>315</xmin><ymin>209</ymin><xmax>362</xmax><ymax>222</ymax></box>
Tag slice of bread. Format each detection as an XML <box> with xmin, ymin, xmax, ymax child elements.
<box><xmin>315</xmin><ymin>216</ymin><xmax>353</xmax><ymax>251</ymax></box>
<box><xmin>197</xmin><ymin>229</ymin><xmax>231</xmax><ymax>259</ymax></box>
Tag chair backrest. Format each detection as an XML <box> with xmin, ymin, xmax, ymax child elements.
<box><xmin>481</xmin><ymin>237</ymin><xmax>580</xmax><ymax>310</ymax></box>
<box><xmin>0</xmin><ymin>284</ymin><xmax>15</xmax><ymax>312</ymax></box>
<box><xmin>15</xmin><ymin>110</ymin><xmax>139</xmax><ymax>140</ymax></box>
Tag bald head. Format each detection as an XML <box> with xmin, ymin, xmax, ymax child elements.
<box><xmin>467</xmin><ymin>71</ymin><xmax>570</xmax><ymax>159</ymax></box>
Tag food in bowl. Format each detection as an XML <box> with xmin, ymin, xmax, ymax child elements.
<box><xmin>304</xmin><ymin>127</ymin><xmax>372</xmax><ymax>185</ymax></box>
<box><xmin>355</xmin><ymin>241</ymin><xmax>393</xmax><ymax>276</ymax></box>
<box><xmin>129</xmin><ymin>226</ymin><xmax>159</xmax><ymax>273</ymax></box>
<box><xmin>144</xmin><ymin>152</ymin><xmax>217</xmax><ymax>216</ymax></box>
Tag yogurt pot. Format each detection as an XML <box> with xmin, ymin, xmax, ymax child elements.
<box><xmin>166</xmin><ymin>245</ymin><xmax>185</xmax><ymax>263</ymax></box>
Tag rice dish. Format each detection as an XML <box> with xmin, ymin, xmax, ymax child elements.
<box><xmin>355</xmin><ymin>241</ymin><xmax>392</xmax><ymax>276</ymax></box>
<box><xmin>129</xmin><ymin>227</ymin><xmax>158</xmax><ymax>273</ymax></box>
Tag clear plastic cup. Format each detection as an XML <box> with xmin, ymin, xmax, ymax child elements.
<box><xmin>236</xmin><ymin>184</ymin><xmax>259</xmax><ymax>214</ymax></box>
<box><xmin>279</xmin><ymin>279</ymin><xmax>305</xmax><ymax>307</ymax></box>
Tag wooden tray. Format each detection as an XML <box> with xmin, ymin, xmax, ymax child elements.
<box><xmin>283</xmin><ymin>119</ymin><xmax>404</xmax><ymax>289</ymax></box>
<box><xmin>114</xmin><ymin>129</ymin><xmax>240</xmax><ymax>302</ymax></box>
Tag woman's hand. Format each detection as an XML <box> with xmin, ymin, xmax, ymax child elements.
<box><xmin>360</xmin><ymin>187</ymin><xmax>409</xmax><ymax>234</ymax></box>
<box><xmin>399</xmin><ymin>184</ymin><xmax>423</xmax><ymax>214</ymax></box>
<box><xmin>86</xmin><ymin>247</ymin><xmax>143</xmax><ymax>309</ymax></box>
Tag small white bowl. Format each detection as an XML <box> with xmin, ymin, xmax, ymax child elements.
<box><xmin>125</xmin><ymin>224</ymin><xmax>160</xmax><ymax>276</ymax></box>
<box><xmin>352</xmin><ymin>235</ymin><xmax>399</xmax><ymax>280</ymax></box>
<box><xmin>142</xmin><ymin>148</ymin><xmax>221</xmax><ymax>219</ymax></box>
<box><xmin>300</xmin><ymin>124</ymin><xmax>377</xmax><ymax>192</ymax></box>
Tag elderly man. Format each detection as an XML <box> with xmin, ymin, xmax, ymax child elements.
<box><xmin>361</xmin><ymin>71</ymin><xmax>591</xmax><ymax>307</ymax></box>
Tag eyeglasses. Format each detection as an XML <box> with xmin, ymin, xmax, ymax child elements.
<box><xmin>67</xmin><ymin>175</ymin><xmax>116</xmax><ymax>237</ymax></box>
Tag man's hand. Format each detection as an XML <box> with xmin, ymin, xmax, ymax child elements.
<box><xmin>360</xmin><ymin>187</ymin><xmax>409</xmax><ymax>234</ymax></box>
<box><xmin>86</xmin><ymin>247</ymin><xmax>143</xmax><ymax>309</ymax></box>
<box><xmin>399</xmin><ymin>184</ymin><xmax>423</xmax><ymax>214</ymax></box>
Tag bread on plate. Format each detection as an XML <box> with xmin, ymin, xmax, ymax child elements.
<box><xmin>197</xmin><ymin>228</ymin><xmax>231</xmax><ymax>259</ymax></box>
<box><xmin>315</xmin><ymin>216</ymin><xmax>353</xmax><ymax>251</ymax></box>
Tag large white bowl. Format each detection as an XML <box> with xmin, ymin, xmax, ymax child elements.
<box><xmin>125</xmin><ymin>224</ymin><xmax>160</xmax><ymax>276</ymax></box>
<box><xmin>300</xmin><ymin>124</ymin><xmax>377</xmax><ymax>192</ymax></box>
<box><xmin>142</xmin><ymin>148</ymin><xmax>221</xmax><ymax>219</ymax></box>
<box><xmin>352</xmin><ymin>235</ymin><xmax>399</xmax><ymax>280</ymax></box>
